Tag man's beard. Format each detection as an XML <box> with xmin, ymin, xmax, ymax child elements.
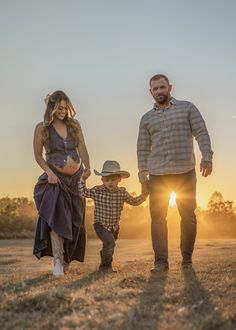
<box><xmin>155</xmin><ymin>93</ymin><xmax>169</xmax><ymax>105</ymax></box>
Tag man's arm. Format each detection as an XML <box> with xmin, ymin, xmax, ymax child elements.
<box><xmin>189</xmin><ymin>103</ymin><xmax>213</xmax><ymax>177</ymax></box>
<box><xmin>137</xmin><ymin>115</ymin><xmax>151</xmax><ymax>184</ymax></box>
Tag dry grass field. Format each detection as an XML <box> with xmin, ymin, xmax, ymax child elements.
<box><xmin>0</xmin><ymin>238</ymin><xmax>236</xmax><ymax>330</ymax></box>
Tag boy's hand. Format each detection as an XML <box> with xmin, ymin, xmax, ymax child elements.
<box><xmin>142</xmin><ymin>192</ymin><xmax>149</xmax><ymax>199</ymax></box>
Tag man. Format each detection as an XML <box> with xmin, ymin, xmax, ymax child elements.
<box><xmin>137</xmin><ymin>74</ymin><xmax>213</xmax><ymax>271</ymax></box>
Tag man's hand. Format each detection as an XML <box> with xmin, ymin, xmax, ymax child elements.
<box><xmin>200</xmin><ymin>161</ymin><xmax>212</xmax><ymax>177</ymax></box>
<box><xmin>141</xmin><ymin>181</ymin><xmax>149</xmax><ymax>197</ymax></box>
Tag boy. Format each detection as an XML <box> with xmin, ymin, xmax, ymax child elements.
<box><xmin>79</xmin><ymin>160</ymin><xmax>147</xmax><ymax>272</ymax></box>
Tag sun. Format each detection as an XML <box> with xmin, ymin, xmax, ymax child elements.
<box><xmin>169</xmin><ymin>191</ymin><xmax>176</xmax><ymax>206</ymax></box>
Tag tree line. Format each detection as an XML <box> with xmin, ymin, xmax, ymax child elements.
<box><xmin>0</xmin><ymin>192</ymin><xmax>235</xmax><ymax>239</ymax></box>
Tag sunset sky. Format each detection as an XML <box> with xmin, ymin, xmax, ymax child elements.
<box><xmin>1</xmin><ymin>0</ymin><xmax>235</xmax><ymax>208</ymax></box>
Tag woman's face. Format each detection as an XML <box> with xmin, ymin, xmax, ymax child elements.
<box><xmin>54</xmin><ymin>100</ymin><xmax>68</xmax><ymax>121</ymax></box>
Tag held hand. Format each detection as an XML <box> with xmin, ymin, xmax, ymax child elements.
<box><xmin>82</xmin><ymin>168</ymin><xmax>91</xmax><ymax>181</ymax></box>
<box><xmin>200</xmin><ymin>161</ymin><xmax>212</xmax><ymax>177</ymax></box>
<box><xmin>47</xmin><ymin>171</ymin><xmax>61</xmax><ymax>184</ymax></box>
<box><xmin>141</xmin><ymin>181</ymin><xmax>149</xmax><ymax>196</ymax></box>
<box><xmin>142</xmin><ymin>192</ymin><xmax>149</xmax><ymax>199</ymax></box>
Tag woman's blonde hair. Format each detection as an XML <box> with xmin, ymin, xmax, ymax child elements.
<box><xmin>42</xmin><ymin>90</ymin><xmax>83</xmax><ymax>147</ymax></box>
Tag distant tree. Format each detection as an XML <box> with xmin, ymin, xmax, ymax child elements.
<box><xmin>207</xmin><ymin>192</ymin><xmax>235</xmax><ymax>216</ymax></box>
<box><xmin>208</xmin><ymin>191</ymin><xmax>224</xmax><ymax>204</ymax></box>
<box><xmin>0</xmin><ymin>197</ymin><xmax>37</xmax><ymax>237</ymax></box>
<box><xmin>0</xmin><ymin>197</ymin><xmax>18</xmax><ymax>217</ymax></box>
<box><xmin>201</xmin><ymin>192</ymin><xmax>236</xmax><ymax>238</ymax></box>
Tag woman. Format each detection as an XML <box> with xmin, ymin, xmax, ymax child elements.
<box><xmin>33</xmin><ymin>90</ymin><xmax>91</xmax><ymax>276</ymax></box>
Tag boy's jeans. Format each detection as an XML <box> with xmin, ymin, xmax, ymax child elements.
<box><xmin>149</xmin><ymin>169</ymin><xmax>197</xmax><ymax>265</ymax></box>
<box><xmin>94</xmin><ymin>223</ymin><xmax>119</xmax><ymax>267</ymax></box>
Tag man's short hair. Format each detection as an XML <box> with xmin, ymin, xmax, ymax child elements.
<box><xmin>150</xmin><ymin>74</ymin><xmax>169</xmax><ymax>86</ymax></box>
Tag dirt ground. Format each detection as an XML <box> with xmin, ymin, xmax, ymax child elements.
<box><xmin>0</xmin><ymin>238</ymin><xmax>236</xmax><ymax>330</ymax></box>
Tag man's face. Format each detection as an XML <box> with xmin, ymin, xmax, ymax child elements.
<box><xmin>150</xmin><ymin>78</ymin><xmax>172</xmax><ymax>105</ymax></box>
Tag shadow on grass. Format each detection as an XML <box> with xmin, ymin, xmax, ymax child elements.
<box><xmin>182</xmin><ymin>268</ymin><xmax>235</xmax><ymax>329</ymax></box>
<box><xmin>0</xmin><ymin>270</ymin><xmax>104</xmax><ymax>329</ymax></box>
<box><xmin>119</xmin><ymin>272</ymin><xmax>168</xmax><ymax>329</ymax></box>
<box><xmin>0</xmin><ymin>258</ymin><xmax>20</xmax><ymax>265</ymax></box>
<box><xmin>0</xmin><ymin>273</ymin><xmax>51</xmax><ymax>295</ymax></box>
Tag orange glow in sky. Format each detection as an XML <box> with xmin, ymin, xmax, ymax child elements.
<box><xmin>0</xmin><ymin>2</ymin><xmax>235</xmax><ymax>211</ymax></box>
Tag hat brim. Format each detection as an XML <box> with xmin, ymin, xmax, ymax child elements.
<box><xmin>94</xmin><ymin>169</ymin><xmax>130</xmax><ymax>179</ymax></box>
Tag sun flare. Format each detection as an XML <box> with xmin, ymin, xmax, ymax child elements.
<box><xmin>169</xmin><ymin>191</ymin><xmax>176</xmax><ymax>206</ymax></box>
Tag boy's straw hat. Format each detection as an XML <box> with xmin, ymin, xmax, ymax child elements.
<box><xmin>94</xmin><ymin>160</ymin><xmax>130</xmax><ymax>178</ymax></box>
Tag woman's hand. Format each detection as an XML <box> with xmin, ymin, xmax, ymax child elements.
<box><xmin>82</xmin><ymin>168</ymin><xmax>91</xmax><ymax>181</ymax></box>
<box><xmin>47</xmin><ymin>170</ymin><xmax>61</xmax><ymax>184</ymax></box>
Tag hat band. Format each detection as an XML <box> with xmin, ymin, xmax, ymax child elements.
<box><xmin>102</xmin><ymin>171</ymin><xmax>119</xmax><ymax>174</ymax></box>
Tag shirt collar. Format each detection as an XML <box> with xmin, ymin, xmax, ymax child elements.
<box><xmin>153</xmin><ymin>97</ymin><xmax>177</xmax><ymax>111</ymax></box>
<box><xmin>101</xmin><ymin>185</ymin><xmax>119</xmax><ymax>193</ymax></box>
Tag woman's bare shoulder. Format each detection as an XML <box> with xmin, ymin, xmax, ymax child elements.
<box><xmin>35</xmin><ymin>122</ymin><xmax>44</xmax><ymax>131</ymax></box>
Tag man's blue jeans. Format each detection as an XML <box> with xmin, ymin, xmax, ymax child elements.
<box><xmin>149</xmin><ymin>169</ymin><xmax>197</xmax><ymax>265</ymax></box>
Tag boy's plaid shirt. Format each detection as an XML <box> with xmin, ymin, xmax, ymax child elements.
<box><xmin>78</xmin><ymin>181</ymin><xmax>145</xmax><ymax>231</ymax></box>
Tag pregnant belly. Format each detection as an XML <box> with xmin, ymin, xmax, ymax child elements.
<box><xmin>53</xmin><ymin>156</ymin><xmax>82</xmax><ymax>175</ymax></box>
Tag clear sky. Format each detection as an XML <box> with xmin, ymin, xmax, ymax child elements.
<box><xmin>0</xmin><ymin>0</ymin><xmax>235</xmax><ymax>208</ymax></box>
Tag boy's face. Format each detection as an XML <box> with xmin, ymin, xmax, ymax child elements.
<box><xmin>101</xmin><ymin>175</ymin><xmax>121</xmax><ymax>191</ymax></box>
